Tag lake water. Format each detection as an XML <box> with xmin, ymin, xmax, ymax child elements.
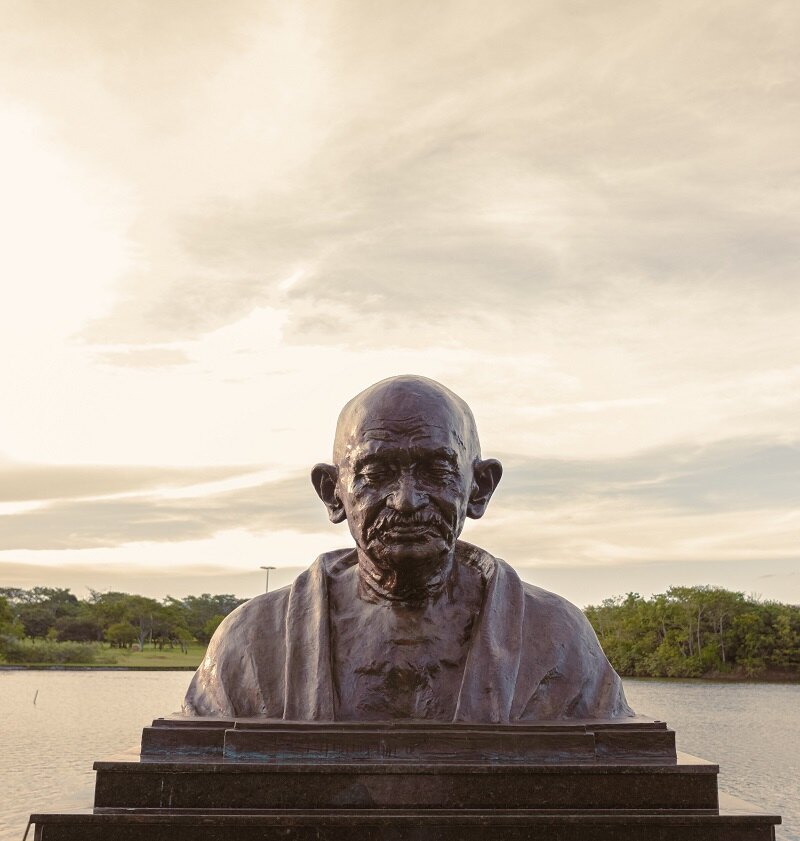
<box><xmin>0</xmin><ymin>671</ymin><xmax>797</xmax><ymax>840</ymax></box>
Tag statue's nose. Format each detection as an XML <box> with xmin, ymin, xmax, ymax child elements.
<box><xmin>388</xmin><ymin>474</ymin><xmax>426</xmax><ymax>513</ymax></box>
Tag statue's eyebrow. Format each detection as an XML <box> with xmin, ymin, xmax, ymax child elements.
<box><xmin>352</xmin><ymin>447</ymin><xmax>458</xmax><ymax>472</ymax></box>
<box><xmin>351</xmin><ymin>453</ymin><xmax>384</xmax><ymax>471</ymax></box>
<box><xmin>422</xmin><ymin>447</ymin><xmax>459</xmax><ymax>465</ymax></box>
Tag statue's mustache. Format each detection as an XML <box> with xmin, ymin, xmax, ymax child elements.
<box><xmin>367</xmin><ymin>509</ymin><xmax>452</xmax><ymax>541</ymax></box>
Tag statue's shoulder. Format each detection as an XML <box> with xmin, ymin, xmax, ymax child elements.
<box><xmin>184</xmin><ymin>584</ymin><xmax>293</xmax><ymax>717</ymax></box>
<box><xmin>207</xmin><ymin>549</ymin><xmax>355</xmax><ymax>650</ymax></box>
<box><xmin>211</xmin><ymin>584</ymin><xmax>292</xmax><ymax>648</ymax></box>
<box><xmin>517</xmin><ymin>576</ymin><xmax>605</xmax><ymax>649</ymax></box>
<box><xmin>519</xmin><ymin>578</ymin><xmax>585</xmax><ymax>617</ymax></box>
<box><xmin>459</xmin><ymin>543</ymin><xmax>597</xmax><ymax>638</ymax></box>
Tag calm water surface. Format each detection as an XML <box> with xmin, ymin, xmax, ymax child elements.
<box><xmin>0</xmin><ymin>671</ymin><xmax>797</xmax><ymax>840</ymax></box>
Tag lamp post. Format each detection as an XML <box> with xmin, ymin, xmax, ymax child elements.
<box><xmin>259</xmin><ymin>565</ymin><xmax>276</xmax><ymax>593</ymax></box>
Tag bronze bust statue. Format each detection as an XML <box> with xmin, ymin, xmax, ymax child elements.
<box><xmin>184</xmin><ymin>375</ymin><xmax>632</xmax><ymax>721</ymax></box>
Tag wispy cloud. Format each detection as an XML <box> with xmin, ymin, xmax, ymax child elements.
<box><xmin>1</xmin><ymin>438</ymin><xmax>796</xmax><ymax>561</ymax></box>
<box><xmin>1</xmin><ymin>1</ymin><xmax>798</xmax><ymax>600</ymax></box>
<box><xmin>0</xmin><ymin>471</ymin><xmax>324</xmax><ymax>550</ymax></box>
<box><xmin>0</xmin><ymin>462</ymin><xmax>259</xmax><ymax>503</ymax></box>
<box><xmin>1</xmin><ymin>1</ymin><xmax>786</xmax><ymax>355</ymax></box>
<box><xmin>495</xmin><ymin>438</ymin><xmax>800</xmax><ymax>512</ymax></box>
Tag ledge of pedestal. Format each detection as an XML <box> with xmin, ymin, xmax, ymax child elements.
<box><xmin>140</xmin><ymin>715</ymin><xmax>678</xmax><ymax>764</ymax></box>
<box><xmin>29</xmin><ymin>716</ymin><xmax>782</xmax><ymax>841</ymax></box>
<box><xmin>31</xmin><ymin>793</ymin><xmax>782</xmax><ymax>841</ymax></box>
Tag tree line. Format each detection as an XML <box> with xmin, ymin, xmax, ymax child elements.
<box><xmin>585</xmin><ymin>586</ymin><xmax>800</xmax><ymax>679</ymax></box>
<box><xmin>0</xmin><ymin>587</ymin><xmax>246</xmax><ymax>663</ymax></box>
<box><xmin>2</xmin><ymin>583</ymin><xmax>799</xmax><ymax>679</ymax></box>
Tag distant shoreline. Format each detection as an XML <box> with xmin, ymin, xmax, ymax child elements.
<box><xmin>2</xmin><ymin>664</ymin><xmax>797</xmax><ymax>682</ymax></box>
<box><xmin>622</xmin><ymin>673</ymin><xmax>800</xmax><ymax>684</ymax></box>
<box><xmin>0</xmin><ymin>664</ymin><xmax>197</xmax><ymax>671</ymax></box>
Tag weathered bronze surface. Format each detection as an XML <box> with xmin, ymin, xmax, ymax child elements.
<box><xmin>184</xmin><ymin>375</ymin><xmax>632</xmax><ymax>721</ymax></box>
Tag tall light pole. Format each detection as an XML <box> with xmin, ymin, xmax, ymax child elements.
<box><xmin>259</xmin><ymin>565</ymin><xmax>276</xmax><ymax>593</ymax></box>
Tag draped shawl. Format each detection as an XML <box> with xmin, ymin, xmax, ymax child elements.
<box><xmin>184</xmin><ymin>541</ymin><xmax>632</xmax><ymax>721</ymax></box>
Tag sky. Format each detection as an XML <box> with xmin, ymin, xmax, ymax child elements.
<box><xmin>0</xmin><ymin>0</ymin><xmax>798</xmax><ymax>607</ymax></box>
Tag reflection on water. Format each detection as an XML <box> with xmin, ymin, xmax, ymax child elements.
<box><xmin>0</xmin><ymin>671</ymin><xmax>796</xmax><ymax>840</ymax></box>
<box><xmin>0</xmin><ymin>671</ymin><xmax>190</xmax><ymax>841</ymax></box>
<box><xmin>623</xmin><ymin>679</ymin><xmax>798</xmax><ymax>840</ymax></box>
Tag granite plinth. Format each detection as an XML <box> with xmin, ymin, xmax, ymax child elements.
<box><xmin>94</xmin><ymin>754</ymin><xmax>718</xmax><ymax>811</ymax></box>
<box><xmin>31</xmin><ymin>798</ymin><xmax>781</xmax><ymax>841</ymax></box>
<box><xmin>29</xmin><ymin>718</ymin><xmax>781</xmax><ymax>840</ymax></box>
<box><xmin>141</xmin><ymin>716</ymin><xmax>678</xmax><ymax>763</ymax></box>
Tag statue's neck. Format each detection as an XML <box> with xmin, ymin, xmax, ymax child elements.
<box><xmin>356</xmin><ymin>550</ymin><xmax>456</xmax><ymax>604</ymax></box>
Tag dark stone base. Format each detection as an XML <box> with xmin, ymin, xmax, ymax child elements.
<box><xmin>29</xmin><ymin>718</ymin><xmax>781</xmax><ymax>840</ymax></box>
<box><xmin>93</xmin><ymin>755</ymin><xmax>721</xmax><ymax>811</ymax></box>
<box><xmin>32</xmin><ymin>798</ymin><xmax>779</xmax><ymax>841</ymax></box>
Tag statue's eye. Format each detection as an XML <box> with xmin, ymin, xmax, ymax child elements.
<box><xmin>359</xmin><ymin>464</ymin><xmax>392</xmax><ymax>483</ymax></box>
<box><xmin>423</xmin><ymin>461</ymin><xmax>455</xmax><ymax>479</ymax></box>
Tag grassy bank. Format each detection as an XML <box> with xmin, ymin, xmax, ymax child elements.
<box><xmin>623</xmin><ymin>669</ymin><xmax>800</xmax><ymax>683</ymax></box>
<box><xmin>0</xmin><ymin>640</ymin><xmax>205</xmax><ymax>670</ymax></box>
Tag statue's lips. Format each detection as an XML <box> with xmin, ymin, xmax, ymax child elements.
<box><xmin>378</xmin><ymin>523</ymin><xmax>442</xmax><ymax>542</ymax></box>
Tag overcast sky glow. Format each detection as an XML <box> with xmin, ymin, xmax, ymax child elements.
<box><xmin>1</xmin><ymin>0</ymin><xmax>798</xmax><ymax>606</ymax></box>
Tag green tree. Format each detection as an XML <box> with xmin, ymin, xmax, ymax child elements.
<box><xmin>0</xmin><ymin>595</ymin><xmax>23</xmax><ymax>639</ymax></box>
<box><xmin>85</xmin><ymin>590</ymin><xmax>133</xmax><ymax>631</ymax></box>
<box><xmin>122</xmin><ymin>594</ymin><xmax>166</xmax><ymax>650</ymax></box>
<box><xmin>18</xmin><ymin>604</ymin><xmax>57</xmax><ymax>641</ymax></box>
<box><xmin>0</xmin><ymin>587</ymin><xmax>79</xmax><ymax>615</ymax></box>
<box><xmin>703</xmin><ymin>587</ymin><xmax>747</xmax><ymax>667</ymax></box>
<box><xmin>55</xmin><ymin>615</ymin><xmax>103</xmax><ymax>643</ymax></box>
<box><xmin>770</xmin><ymin>605</ymin><xmax>800</xmax><ymax>668</ymax></box>
<box><xmin>201</xmin><ymin>614</ymin><xmax>226</xmax><ymax>642</ymax></box>
<box><xmin>2</xmin><ymin>587</ymin><xmax>81</xmax><ymax>641</ymax></box>
<box><xmin>105</xmin><ymin>622</ymin><xmax>137</xmax><ymax>648</ymax></box>
<box><xmin>179</xmin><ymin>594</ymin><xmax>246</xmax><ymax>643</ymax></box>
<box><xmin>585</xmin><ymin>585</ymin><xmax>800</xmax><ymax>679</ymax></box>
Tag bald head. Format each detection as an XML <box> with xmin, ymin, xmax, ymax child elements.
<box><xmin>333</xmin><ymin>375</ymin><xmax>481</xmax><ymax>466</ymax></box>
<box><xmin>312</xmin><ymin>375</ymin><xmax>501</xmax><ymax>575</ymax></box>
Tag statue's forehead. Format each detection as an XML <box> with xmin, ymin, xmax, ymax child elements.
<box><xmin>332</xmin><ymin>379</ymin><xmax>477</xmax><ymax>464</ymax></box>
<box><xmin>358</xmin><ymin>417</ymin><xmax>456</xmax><ymax>444</ymax></box>
<box><xmin>342</xmin><ymin>407</ymin><xmax>467</xmax><ymax>457</ymax></box>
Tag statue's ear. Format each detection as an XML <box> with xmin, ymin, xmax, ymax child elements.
<box><xmin>466</xmin><ymin>458</ymin><xmax>503</xmax><ymax>520</ymax></box>
<box><xmin>311</xmin><ymin>463</ymin><xmax>347</xmax><ymax>524</ymax></box>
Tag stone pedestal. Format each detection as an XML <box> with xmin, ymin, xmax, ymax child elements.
<box><xmin>30</xmin><ymin>716</ymin><xmax>781</xmax><ymax>840</ymax></box>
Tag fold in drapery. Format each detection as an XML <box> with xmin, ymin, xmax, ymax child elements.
<box><xmin>184</xmin><ymin>540</ymin><xmax>631</xmax><ymax>721</ymax></box>
<box><xmin>281</xmin><ymin>542</ymin><xmax>525</xmax><ymax>722</ymax></box>
<box><xmin>282</xmin><ymin>554</ymin><xmax>335</xmax><ymax>720</ymax></box>
<box><xmin>454</xmin><ymin>547</ymin><xmax>524</xmax><ymax>723</ymax></box>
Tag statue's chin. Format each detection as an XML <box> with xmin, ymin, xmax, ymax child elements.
<box><xmin>367</xmin><ymin>535</ymin><xmax>453</xmax><ymax>574</ymax></box>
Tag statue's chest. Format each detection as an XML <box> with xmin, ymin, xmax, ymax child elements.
<box><xmin>330</xmin><ymin>599</ymin><xmax>477</xmax><ymax>720</ymax></box>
